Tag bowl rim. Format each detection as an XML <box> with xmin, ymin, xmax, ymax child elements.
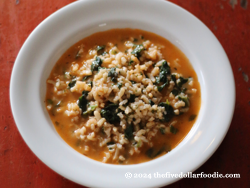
<box><xmin>10</xmin><ymin>0</ymin><xmax>235</xmax><ymax>187</ymax></box>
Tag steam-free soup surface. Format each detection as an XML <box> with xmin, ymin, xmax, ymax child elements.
<box><xmin>46</xmin><ymin>28</ymin><xmax>201</xmax><ymax>164</ymax></box>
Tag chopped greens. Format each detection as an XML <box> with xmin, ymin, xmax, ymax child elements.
<box><xmin>98</xmin><ymin>66</ymin><xmax>106</xmax><ymax>72</ymax></box>
<box><xmin>157</xmin><ymin>82</ymin><xmax>168</xmax><ymax>92</ymax></box>
<box><xmin>96</xmin><ymin>45</ymin><xmax>105</xmax><ymax>51</ymax></box>
<box><xmin>128</xmin><ymin>59</ymin><xmax>134</xmax><ymax>66</ymax></box>
<box><xmin>146</xmin><ymin>148</ymin><xmax>154</xmax><ymax>158</ymax></box>
<box><xmin>159</xmin><ymin>61</ymin><xmax>170</xmax><ymax>82</ymax></box>
<box><xmin>170</xmin><ymin>125</ymin><xmax>178</xmax><ymax>134</ymax></box>
<box><xmin>131</xmin><ymin>44</ymin><xmax>144</xmax><ymax>58</ymax></box>
<box><xmin>154</xmin><ymin>76</ymin><xmax>160</xmax><ymax>85</ymax></box>
<box><xmin>155</xmin><ymin>147</ymin><xmax>166</xmax><ymax>157</ymax></box>
<box><xmin>158</xmin><ymin>102</ymin><xmax>174</xmax><ymax>122</ymax></box>
<box><xmin>171</xmin><ymin>74</ymin><xmax>176</xmax><ymax>82</ymax></box>
<box><xmin>133</xmin><ymin>38</ymin><xmax>138</xmax><ymax>42</ymax></box>
<box><xmin>108</xmin><ymin>68</ymin><xmax>118</xmax><ymax>82</ymax></box>
<box><xmin>155</xmin><ymin>60</ymin><xmax>170</xmax><ymax>91</ymax></box>
<box><xmin>171</xmin><ymin>87</ymin><xmax>187</xmax><ymax>97</ymax></box>
<box><xmin>177</xmin><ymin>77</ymin><xmax>188</xmax><ymax>88</ymax></box>
<box><xmin>117</xmin><ymin>82</ymin><xmax>123</xmax><ymax>89</ymax></box>
<box><xmin>171</xmin><ymin>89</ymin><xmax>180</xmax><ymax>96</ymax></box>
<box><xmin>96</xmin><ymin>45</ymin><xmax>105</xmax><ymax>55</ymax></box>
<box><xmin>82</xmin><ymin>105</ymin><xmax>97</xmax><ymax>116</ymax></box>
<box><xmin>91</xmin><ymin>56</ymin><xmax>102</xmax><ymax>72</ymax></box>
<box><xmin>82</xmin><ymin>76</ymin><xmax>90</xmax><ymax>81</ymax></box>
<box><xmin>182</xmin><ymin>88</ymin><xmax>187</xmax><ymax>93</ymax></box>
<box><xmin>124</xmin><ymin>124</ymin><xmax>134</xmax><ymax>140</ymax></box>
<box><xmin>146</xmin><ymin>147</ymin><xmax>166</xmax><ymax>158</ymax></box>
<box><xmin>159</xmin><ymin>127</ymin><xmax>165</xmax><ymax>135</ymax></box>
<box><xmin>77</xmin><ymin>91</ymin><xmax>89</xmax><ymax>112</ymax></box>
<box><xmin>159</xmin><ymin>60</ymin><xmax>171</xmax><ymax>81</ymax></box>
<box><xmin>130</xmin><ymin>80</ymin><xmax>136</xmax><ymax>84</ymax></box>
<box><xmin>107</xmin><ymin>141</ymin><xmax>115</xmax><ymax>145</ymax></box>
<box><xmin>100</xmin><ymin>103</ymin><xmax>120</xmax><ymax>124</ymax></box>
<box><xmin>68</xmin><ymin>79</ymin><xmax>77</xmax><ymax>88</ymax></box>
<box><xmin>128</xmin><ymin>94</ymin><xmax>136</xmax><ymax>103</ymax></box>
<box><xmin>149</xmin><ymin>99</ymin><xmax>155</xmax><ymax>106</ymax></box>
<box><xmin>102</xmin><ymin>51</ymin><xmax>108</xmax><ymax>56</ymax></box>
<box><xmin>189</xmin><ymin>114</ymin><xmax>197</xmax><ymax>121</ymax></box>
<box><xmin>178</xmin><ymin>96</ymin><xmax>190</xmax><ymax>107</ymax></box>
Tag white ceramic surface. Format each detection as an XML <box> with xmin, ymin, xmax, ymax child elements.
<box><xmin>10</xmin><ymin>0</ymin><xmax>235</xmax><ymax>187</ymax></box>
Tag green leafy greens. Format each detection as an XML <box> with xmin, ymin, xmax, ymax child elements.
<box><xmin>124</xmin><ymin>124</ymin><xmax>134</xmax><ymax>140</ymax></box>
<box><xmin>170</xmin><ymin>125</ymin><xmax>178</xmax><ymax>134</ymax></box>
<box><xmin>178</xmin><ymin>96</ymin><xmax>190</xmax><ymax>107</ymax></box>
<box><xmin>177</xmin><ymin>77</ymin><xmax>188</xmax><ymax>88</ymax></box>
<box><xmin>82</xmin><ymin>105</ymin><xmax>97</xmax><ymax>116</ymax></box>
<box><xmin>108</xmin><ymin>68</ymin><xmax>118</xmax><ymax>82</ymax></box>
<box><xmin>91</xmin><ymin>56</ymin><xmax>102</xmax><ymax>72</ymax></box>
<box><xmin>77</xmin><ymin>91</ymin><xmax>89</xmax><ymax>113</ymax></box>
<box><xmin>131</xmin><ymin>44</ymin><xmax>144</xmax><ymax>58</ymax></box>
<box><xmin>100</xmin><ymin>103</ymin><xmax>120</xmax><ymax>124</ymax></box>
<box><xmin>68</xmin><ymin>79</ymin><xmax>77</xmax><ymax>88</ymax></box>
<box><xmin>96</xmin><ymin>45</ymin><xmax>105</xmax><ymax>55</ymax></box>
<box><xmin>158</xmin><ymin>102</ymin><xmax>174</xmax><ymax>122</ymax></box>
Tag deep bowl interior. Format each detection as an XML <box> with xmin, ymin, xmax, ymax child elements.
<box><xmin>40</xmin><ymin>19</ymin><xmax>206</xmax><ymax>149</ymax></box>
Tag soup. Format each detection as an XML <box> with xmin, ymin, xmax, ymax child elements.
<box><xmin>45</xmin><ymin>28</ymin><xmax>201</xmax><ymax>164</ymax></box>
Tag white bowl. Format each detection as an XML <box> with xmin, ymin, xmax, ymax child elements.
<box><xmin>10</xmin><ymin>0</ymin><xmax>235</xmax><ymax>187</ymax></box>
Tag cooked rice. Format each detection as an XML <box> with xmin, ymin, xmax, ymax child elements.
<box><xmin>47</xmin><ymin>38</ymin><xmax>197</xmax><ymax>163</ymax></box>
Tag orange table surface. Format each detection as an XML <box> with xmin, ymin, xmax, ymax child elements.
<box><xmin>0</xmin><ymin>0</ymin><xmax>249</xmax><ymax>187</ymax></box>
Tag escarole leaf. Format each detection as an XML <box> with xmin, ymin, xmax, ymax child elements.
<box><xmin>178</xmin><ymin>96</ymin><xmax>190</xmax><ymax>107</ymax></box>
<box><xmin>158</xmin><ymin>102</ymin><xmax>174</xmax><ymax>122</ymax></box>
<box><xmin>159</xmin><ymin>127</ymin><xmax>165</xmax><ymax>135</ymax></box>
<box><xmin>177</xmin><ymin>77</ymin><xmax>188</xmax><ymax>88</ymax></box>
<box><xmin>78</xmin><ymin>91</ymin><xmax>89</xmax><ymax>113</ymax></box>
<box><xmin>117</xmin><ymin>82</ymin><xmax>122</xmax><ymax>89</ymax></box>
<box><xmin>108</xmin><ymin>68</ymin><xmax>118</xmax><ymax>82</ymax></box>
<box><xmin>159</xmin><ymin>60</ymin><xmax>170</xmax><ymax>83</ymax></box>
<box><xmin>171</xmin><ymin>89</ymin><xmax>180</xmax><ymax>96</ymax></box>
<box><xmin>100</xmin><ymin>103</ymin><xmax>120</xmax><ymax>124</ymax></box>
<box><xmin>157</xmin><ymin>82</ymin><xmax>168</xmax><ymax>92</ymax></box>
<box><xmin>171</xmin><ymin>74</ymin><xmax>176</xmax><ymax>82</ymax></box>
<box><xmin>128</xmin><ymin>94</ymin><xmax>136</xmax><ymax>103</ymax></box>
<box><xmin>91</xmin><ymin>56</ymin><xmax>103</xmax><ymax>72</ymax></box>
<box><xmin>170</xmin><ymin>125</ymin><xmax>178</xmax><ymax>134</ymax></box>
<box><xmin>189</xmin><ymin>114</ymin><xmax>197</xmax><ymax>121</ymax></box>
<box><xmin>82</xmin><ymin>105</ymin><xmax>97</xmax><ymax>116</ymax></box>
<box><xmin>68</xmin><ymin>79</ymin><xmax>77</xmax><ymax>88</ymax></box>
<box><xmin>128</xmin><ymin>59</ymin><xmax>134</xmax><ymax>66</ymax></box>
<box><xmin>155</xmin><ymin>60</ymin><xmax>171</xmax><ymax>91</ymax></box>
<box><xmin>131</xmin><ymin>44</ymin><xmax>144</xmax><ymax>58</ymax></box>
<box><xmin>124</xmin><ymin>124</ymin><xmax>134</xmax><ymax>140</ymax></box>
<box><xmin>96</xmin><ymin>45</ymin><xmax>105</xmax><ymax>55</ymax></box>
<box><xmin>149</xmin><ymin>99</ymin><xmax>155</xmax><ymax>106</ymax></box>
<box><xmin>82</xmin><ymin>76</ymin><xmax>90</xmax><ymax>81</ymax></box>
<box><xmin>146</xmin><ymin>146</ymin><xmax>168</xmax><ymax>159</ymax></box>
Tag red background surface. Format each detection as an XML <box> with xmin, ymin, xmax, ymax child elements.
<box><xmin>0</xmin><ymin>0</ymin><xmax>249</xmax><ymax>187</ymax></box>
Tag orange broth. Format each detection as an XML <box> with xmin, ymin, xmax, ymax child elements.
<box><xmin>46</xmin><ymin>29</ymin><xmax>201</xmax><ymax>164</ymax></box>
